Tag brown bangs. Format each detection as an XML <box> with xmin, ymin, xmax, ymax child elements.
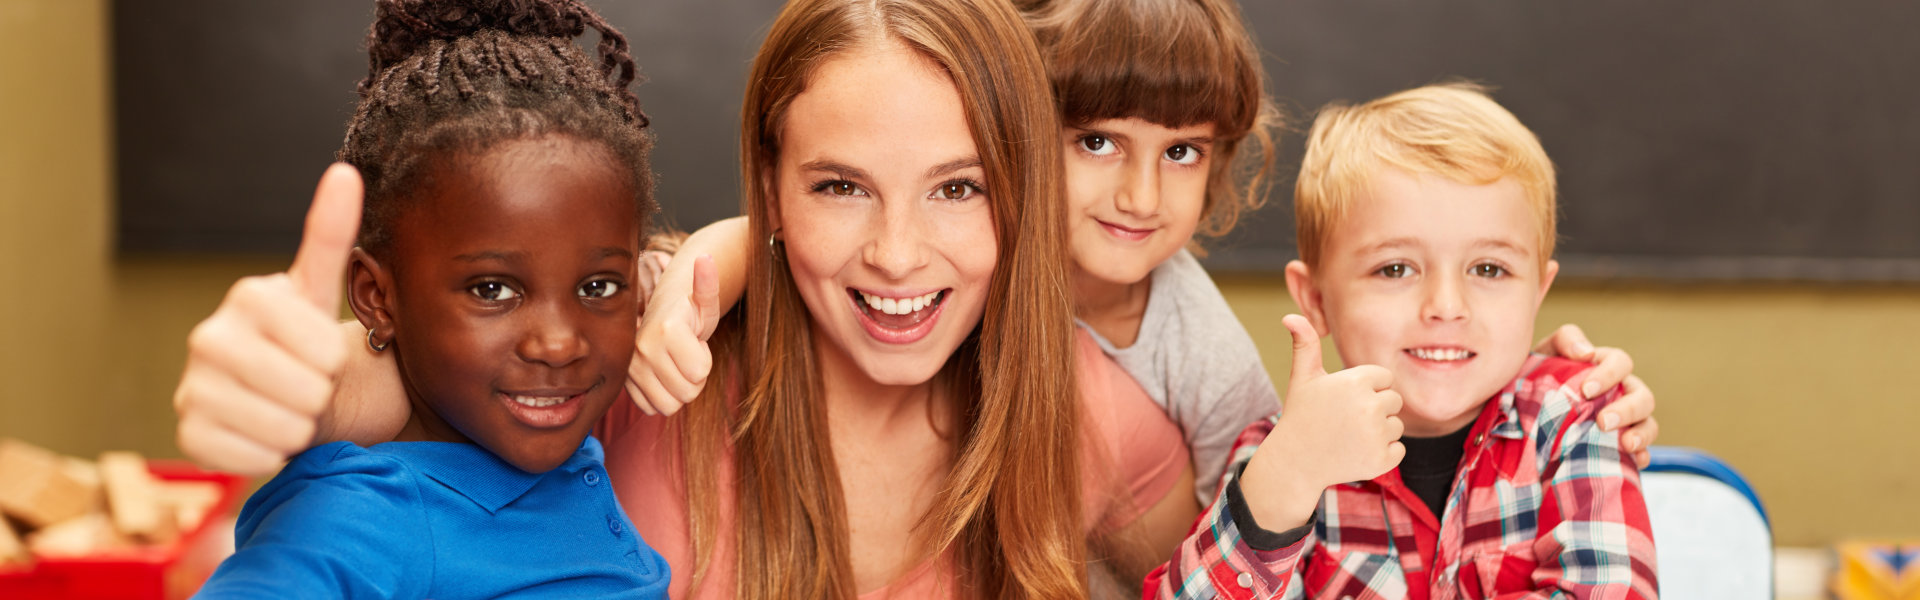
<box><xmin>1025</xmin><ymin>0</ymin><xmax>1259</xmax><ymax>133</ymax></box>
<box><xmin>1021</xmin><ymin>0</ymin><xmax>1280</xmax><ymax>240</ymax></box>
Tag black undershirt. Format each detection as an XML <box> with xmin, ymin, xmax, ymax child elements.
<box><xmin>1398</xmin><ymin>423</ymin><xmax>1475</xmax><ymax>521</ymax></box>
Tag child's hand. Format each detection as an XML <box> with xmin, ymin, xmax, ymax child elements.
<box><xmin>1534</xmin><ymin>324</ymin><xmax>1659</xmax><ymax>467</ymax></box>
<box><xmin>173</xmin><ymin>164</ymin><xmax>362</xmax><ymax>476</ymax></box>
<box><xmin>1239</xmin><ymin>315</ymin><xmax>1405</xmax><ymax>530</ymax></box>
<box><xmin>624</xmin><ymin>253</ymin><xmax>722</xmax><ymax>416</ymax></box>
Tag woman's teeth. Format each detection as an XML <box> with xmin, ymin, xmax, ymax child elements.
<box><xmin>859</xmin><ymin>290</ymin><xmax>941</xmax><ymax>315</ymax></box>
<box><xmin>1409</xmin><ymin>348</ymin><xmax>1474</xmax><ymax>361</ymax></box>
<box><xmin>512</xmin><ymin>395</ymin><xmax>569</xmax><ymax>408</ymax></box>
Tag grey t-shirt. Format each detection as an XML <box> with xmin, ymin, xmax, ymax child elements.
<box><xmin>1078</xmin><ymin>249</ymin><xmax>1281</xmax><ymax>505</ymax></box>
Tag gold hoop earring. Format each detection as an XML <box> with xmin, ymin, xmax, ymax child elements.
<box><xmin>367</xmin><ymin>328</ymin><xmax>389</xmax><ymax>353</ymax></box>
<box><xmin>768</xmin><ymin>228</ymin><xmax>783</xmax><ymax>260</ymax></box>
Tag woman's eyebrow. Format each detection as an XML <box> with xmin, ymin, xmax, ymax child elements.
<box><xmin>924</xmin><ymin>156</ymin><xmax>982</xmax><ymax>179</ymax></box>
<box><xmin>799</xmin><ymin>159</ymin><xmax>867</xmax><ymax>181</ymax></box>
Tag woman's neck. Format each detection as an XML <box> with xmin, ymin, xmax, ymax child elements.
<box><xmin>1070</xmin><ymin>262</ymin><xmax>1152</xmax><ymax>348</ymax></box>
<box><xmin>811</xmin><ymin>331</ymin><xmax>952</xmax><ymax>441</ymax></box>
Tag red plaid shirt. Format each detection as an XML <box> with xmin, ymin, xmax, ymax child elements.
<box><xmin>1147</xmin><ymin>355</ymin><xmax>1658</xmax><ymax>599</ymax></box>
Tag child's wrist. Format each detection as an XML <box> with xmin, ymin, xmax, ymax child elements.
<box><xmin>1239</xmin><ymin>453</ymin><xmax>1324</xmax><ymax>532</ymax></box>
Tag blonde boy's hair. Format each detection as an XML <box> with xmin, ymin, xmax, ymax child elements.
<box><xmin>1294</xmin><ymin>82</ymin><xmax>1557</xmax><ymax>267</ymax></box>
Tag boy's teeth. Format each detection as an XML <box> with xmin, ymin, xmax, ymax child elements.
<box><xmin>859</xmin><ymin>290</ymin><xmax>941</xmax><ymax>315</ymax></box>
<box><xmin>1410</xmin><ymin>348</ymin><xmax>1473</xmax><ymax>361</ymax></box>
<box><xmin>512</xmin><ymin>395</ymin><xmax>568</xmax><ymax>408</ymax></box>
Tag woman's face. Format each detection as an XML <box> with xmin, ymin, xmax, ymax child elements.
<box><xmin>770</xmin><ymin>41</ymin><xmax>997</xmax><ymax>388</ymax></box>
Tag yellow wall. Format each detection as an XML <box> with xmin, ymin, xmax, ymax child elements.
<box><xmin>0</xmin><ymin>0</ymin><xmax>280</xmax><ymax>461</ymax></box>
<box><xmin>3</xmin><ymin>0</ymin><xmax>1913</xmax><ymax>549</ymax></box>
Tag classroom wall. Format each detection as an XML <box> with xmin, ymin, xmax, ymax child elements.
<box><xmin>2</xmin><ymin>0</ymin><xmax>1912</xmax><ymax>548</ymax></box>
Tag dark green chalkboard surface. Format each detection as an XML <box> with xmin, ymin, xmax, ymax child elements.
<box><xmin>116</xmin><ymin>1</ymin><xmax>1919</xmax><ymax>281</ymax></box>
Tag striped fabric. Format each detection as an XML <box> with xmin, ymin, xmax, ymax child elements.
<box><xmin>1147</xmin><ymin>355</ymin><xmax>1658</xmax><ymax>600</ymax></box>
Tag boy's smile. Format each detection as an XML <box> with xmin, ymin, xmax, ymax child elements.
<box><xmin>1288</xmin><ymin>168</ymin><xmax>1558</xmax><ymax>437</ymax></box>
<box><xmin>350</xmin><ymin>134</ymin><xmax>640</xmax><ymax>473</ymax></box>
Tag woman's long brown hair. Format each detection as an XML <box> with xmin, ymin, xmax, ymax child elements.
<box><xmin>678</xmin><ymin>0</ymin><xmax>1083</xmax><ymax>598</ymax></box>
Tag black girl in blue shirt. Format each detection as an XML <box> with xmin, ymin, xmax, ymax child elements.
<box><xmin>195</xmin><ymin>0</ymin><xmax>667</xmax><ymax>597</ymax></box>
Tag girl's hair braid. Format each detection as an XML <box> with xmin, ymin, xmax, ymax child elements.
<box><xmin>342</xmin><ymin>0</ymin><xmax>654</xmax><ymax>254</ymax></box>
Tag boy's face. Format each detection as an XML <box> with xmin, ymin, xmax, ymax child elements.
<box><xmin>352</xmin><ymin>134</ymin><xmax>640</xmax><ymax>473</ymax></box>
<box><xmin>1062</xmin><ymin>118</ymin><xmax>1214</xmax><ymax>286</ymax></box>
<box><xmin>1286</xmin><ymin>168</ymin><xmax>1558</xmax><ymax>437</ymax></box>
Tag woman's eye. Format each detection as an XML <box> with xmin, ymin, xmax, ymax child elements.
<box><xmin>828</xmin><ymin>181</ymin><xmax>862</xmax><ymax>196</ymax></box>
<box><xmin>932</xmin><ymin>181</ymin><xmax>980</xmax><ymax>202</ymax></box>
<box><xmin>1078</xmin><ymin>134</ymin><xmax>1116</xmax><ymax>156</ymax></box>
<box><xmin>1472</xmin><ymin>263</ymin><xmax>1509</xmax><ymax>278</ymax></box>
<box><xmin>469</xmin><ymin>282</ymin><xmax>518</xmax><ymax>301</ymax></box>
<box><xmin>579</xmin><ymin>280</ymin><xmax>621</xmax><ymax>299</ymax></box>
<box><xmin>1376</xmin><ymin>264</ymin><xmax>1412</xmax><ymax>279</ymax></box>
<box><xmin>1164</xmin><ymin>144</ymin><xmax>1201</xmax><ymax>165</ymax></box>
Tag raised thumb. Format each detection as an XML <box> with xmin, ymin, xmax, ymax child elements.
<box><xmin>689</xmin><ymin>254</ymin><xmax>722</xmax><ymax>342</ymax></box>
<box><xmin>1283</xmin><ymin>314</ymin><xmax>1328</xmax><ymax>381</ymax></box>
<box><xmin>287</xmin><ymin>163</ymin><xmax>364</xmax><ymax>312</ymax></box>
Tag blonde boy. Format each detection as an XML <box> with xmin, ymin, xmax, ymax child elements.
<box><xmin>1279</xmin><ymin>82</ymin><xmax>1657</xmax><ymax>597</ymax></box>
<box><xmin>1149</xmin><ymin>84</ymin><xmax>1659</xmax><ymax>598</ymax></box>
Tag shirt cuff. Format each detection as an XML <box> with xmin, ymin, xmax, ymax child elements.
<box><xmin>1225</xmin><ymin>465</ymin><xmax>1313</xmax><ymax>552</ymax></box>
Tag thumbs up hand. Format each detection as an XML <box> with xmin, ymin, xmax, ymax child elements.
<box><xmin>173</xmin><ymin>164</ymin><xmax>363</xmax><ymax>476</ymax></box>
<box><xmin>625</xmin><ymin>252</ymin><xmax>723</xmax><ymax>416</ymax></box>
<box><xmin>1238</xmin><ymin>315</ymin><xmax>1405</xmax><ymax>531</ymax></box>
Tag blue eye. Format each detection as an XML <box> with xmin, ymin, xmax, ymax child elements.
<box><xmin>470</xmin><ymin>282</ymin><xmax>518</xmax><ymax>301</ymax></box>
<box><xmin>578</xmin><ymin>280</ymin><xmax>621</xmax><ymax>299</ymax></box>
<box><xmin>1376</xmin><ymin>263</ymin><xmax>1412</xmax><ymax>279</ymax></box>
<box><xmin>1472</xmin><ymin>263</ymin><xmax>1509</xmax><ymax>278</ymax></box>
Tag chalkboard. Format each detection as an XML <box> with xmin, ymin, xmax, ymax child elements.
<box><xmin>1209</xmin><ymin>1</ymin><xmax>1920</xmax><ymax>282</ymax></box>
<box><xmin>116</xmin><ymin>1</ymin><xmax>1920</xmax><ymax>282</ymax></box>
<box><xmin>114</xmin><ymin>0</ymin><xmax>771</xmax><ymax>254</ymax></box>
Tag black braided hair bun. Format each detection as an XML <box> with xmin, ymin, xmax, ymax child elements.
<box><xmin>361</xmin><ymin>0</ymin><xmax>635</xmax><ymax>103</ymax></box>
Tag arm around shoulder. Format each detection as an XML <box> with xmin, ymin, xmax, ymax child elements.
<box><xmin>1527</xmin><ymin>386</ymin><xmax>1659</xmax><ymax>598</ymax></box>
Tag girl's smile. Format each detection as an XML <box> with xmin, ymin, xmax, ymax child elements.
<box><xmin>349</xmin><ymin>134</ymin><xmax>641</xmax><ymax>473</ymax></box>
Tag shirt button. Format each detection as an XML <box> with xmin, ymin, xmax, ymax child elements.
<box><xmin>583</xmin><ymin>470</ymin><xmax>602</xmax><ymax>486</ymax></box>
<box><xmin>1475</xmin><ymin>433</ymin><xmax>1486</xmax><ymax>445</ymax></box>
<box><xmin>1236</xmin><ymin>572</ymin><xmax>1253</xmax><ymax>589</ymax></box>
<box><xmin>607</xmin><ymin>515</ymin><xmax>623</xmax><ymax>536</ymax></box>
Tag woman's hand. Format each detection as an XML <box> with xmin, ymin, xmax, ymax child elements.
<box><xmin>1535</xmin><ymin>324</ymin><xmax>1660</xmax><ymax>467</ymax></box>
<box><xmin>174</xmin><ymin>165</ymin><xmax>361</xmax><ymax>476</ymax></box>
<box><xmin>625</xmin><ymin>253</ymin><xmax>722</xmax><ymax>415</ymax></box>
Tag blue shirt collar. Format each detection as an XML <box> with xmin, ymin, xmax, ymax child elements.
<box><xmin>369</xmin><ymin>437</ymin><xmax>604</xmax><ymax>514</ymax></box>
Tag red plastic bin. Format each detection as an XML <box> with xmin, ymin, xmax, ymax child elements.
<box><xmin>0</xmin><ymin>460</ymin><xmax>246</xmax><ymax>600</ymax></box>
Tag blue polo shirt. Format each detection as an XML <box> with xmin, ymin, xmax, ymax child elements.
<box><xmin>195</xmin><ymin>437</ymin><xmax>668</xmax><ymax>599</ymax></box>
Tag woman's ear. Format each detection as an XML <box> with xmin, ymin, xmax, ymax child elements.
<box><xmin>1284</xmin><ymin>260</ymin><xmax>1330</xmax><ymax>335</ymax></box>
<box><xmin>347</xmin><ymin>248</ymin><xmax>398</xmax><ymax>350</ymax></box>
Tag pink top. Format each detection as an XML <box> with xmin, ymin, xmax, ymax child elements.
<box><xmin>597</xmin><ymin>328</ymin><xmax>1190</xmax><ymax>599</ymax></box>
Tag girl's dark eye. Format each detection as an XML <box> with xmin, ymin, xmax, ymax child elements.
<box><xmin>1078</xmin><ymin>134</ymin><xmax>1116</xmax><ymax>156</ymax></box>
<box><xmin>1164</xmin><ymin>144</ymin><xmax>1200</xmax><ymax>165</ymax></box>
<box><xmin>1472</xmin><ymin>263</ymin><xmax>1509</xmax><ymax>278</ymax></box>
<box><xmin>470</xmin><ymin>282</ymin><xmax>518</xmax><ymax>301</ymax></box>
<box><xmin>1376</xmin><ymin>264</ymin><xmax>1412</xmax><ymax>279</ymax></box>
<box><xmin>579</xmin><ymin>280</ymin><xmax>621</xmax><ymax>299</ymax></box>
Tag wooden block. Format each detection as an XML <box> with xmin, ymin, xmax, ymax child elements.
<box><xmin>25</xmin><ymin>513</ymin><xmax>129</xmax><ymax>558</ymax></box>
<box><xmin>0</xmin><ymin>517</ymin><xmax>27</xmax><ymax>566</ymax></box>
<box><xmin>99</xmin><ymin>451</ymin><xmax>175</xmax><ymax>544</ymax></box>
<box><xmin>157</xmin><ymin>480</ymin><xmax>224</xmax><ymax>531</ymax></box>
<box><xmin>0</xmin><ymin>439</ymin><xmax>101</xmax><ymax>528</ymax></box>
